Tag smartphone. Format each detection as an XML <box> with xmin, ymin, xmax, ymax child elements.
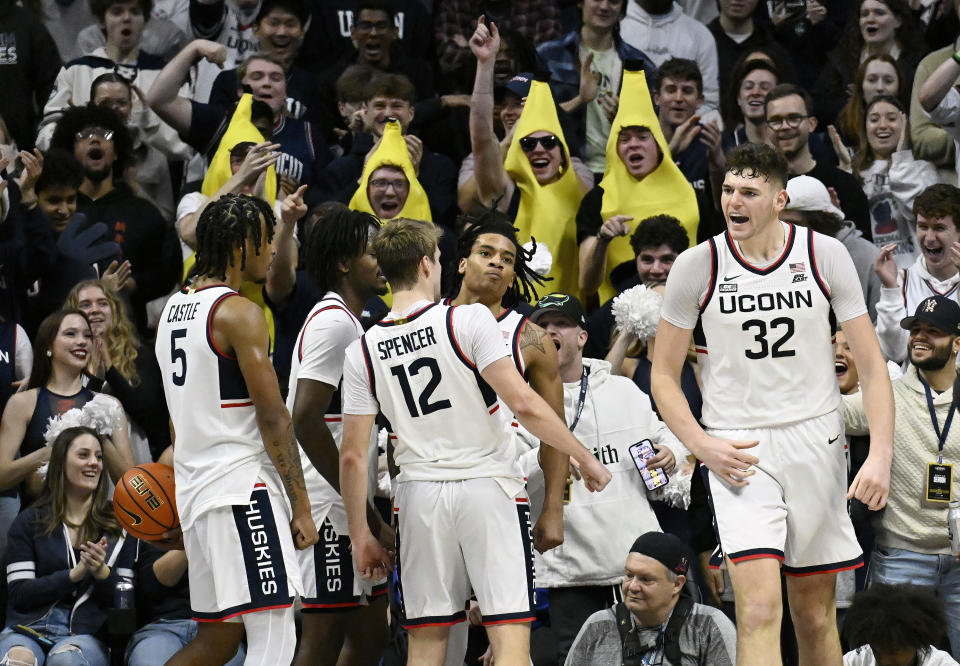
<box><xmin>629</xmin><ymin>439</ymin><xmax>669</xmax><ymax>491</ymax></box>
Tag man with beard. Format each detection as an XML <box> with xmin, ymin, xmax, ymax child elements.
<box><xmin>842</xmin><ymin>294</ymin><xmax>960</xmax><ymax>656</ymax></box>
<box><xmin>763</xmin><ymin>83</ymin><xmax>872</xmax><ymax>240</ymax></box>
<box><xmin>49</xmin><ymin>103</ymin><xmax>177</xmax><ymax>334</ymax></box>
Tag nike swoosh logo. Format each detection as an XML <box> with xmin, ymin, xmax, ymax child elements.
<box><xmin>723</xmin><ymin>274</ymin><xmax>741</xmax><ymax>281</ymax></box>
<box><xmin>828</xmin><ymin>435</ymin><xmax>839</xmax><ymax>444</ymax></box>
<box><xmin>118</xmin><ymin>504</ymin><xmax>142</xmax><ymax>526</ymax></box>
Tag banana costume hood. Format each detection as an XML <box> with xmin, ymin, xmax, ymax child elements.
<box><xmin>201</xmin><ymin>93</ymin><xmax>278</xmax><ymax>205</ymax></box>
<box><xmin>597</xmin><ymin>69</ymin><xmax>698</xmax><ymax>303</ymax></box>
<box><xmin>504</xmin><ymin>80</ymin><xmax>584</xmax><ymax>299</ymax></box>
<box><xmin>349</xmin><ymin>120</ymin><xmax>432</xmax><ymax>222</ymax></box>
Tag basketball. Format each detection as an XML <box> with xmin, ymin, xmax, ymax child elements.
<box><xmin>113</xmin><ymin>463</ymin><xmax>179</xmax><ymax>541</ymax></box>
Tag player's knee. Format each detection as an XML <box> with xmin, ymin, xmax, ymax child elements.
<box><xmin>1</xmin><ymin>646</ymin><xmax>38</xmax><ymax>666</ymax></box>
<box><xmin>790</xmin><ymin>600</ymin><xmax>835</xmax><ymax>638</ymax></box>
<box><xmin>736</xmin><ymin>594</ymin><xmax>782</xmax><ymax>632</ymax></box>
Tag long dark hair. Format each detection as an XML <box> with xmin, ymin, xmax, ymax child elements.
<box><xmin>852</xmin><ymin>94</ymin><xmax>906</xmax><ymax>178</ymax></box>
<box><xmin>35</xmin><ymin>426</ymin><xmax>120</xmax><ymax>542</ymax></box>
<box><xmin>837</xmin><ymin>0</ymin><xmax>924</xmax><ymax>74</ymax></box>
<box><xmin>835</xmin><ymin>53</ymin><xmax>904</xmax><ymax>144</ymax></box>
<box><xmin>27</xmin><ymin>309</ymin><xmax>91</xmax><ymax>391</ymax></box>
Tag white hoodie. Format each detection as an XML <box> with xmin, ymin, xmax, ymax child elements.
<box><xmin>521</xmin><ymin>358</ymin><xmax>688</xmax><ymax>587</ymax></box>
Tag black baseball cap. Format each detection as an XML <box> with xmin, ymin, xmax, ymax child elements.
<box><xmin>530</xmin><ymin>293</ymin><xmax>587</xmax><ymax>329</ymax></box>
<box><xmin>496</xmin><ymin>72</ymin><xmax>533</xmax><ymax>101</ymax></box>
<box><xmin>630</xmin><ymin>532</ymin><xmax>689</xmax><ymax>576</ymax></box>
<box><xmin>900</xmin><ymin>295</ymin><xmax>960</xmax><ymax>335</ymax></box>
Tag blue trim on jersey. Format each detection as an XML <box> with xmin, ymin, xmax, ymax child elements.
<box><xmin>204</xmin><ymin>290</ymin><xmax>239</xmax><ymax>359</ymax></box>
<box><xmin>699</xmin><ymin>238</ymin><xmax>719</xmax><ymax>313</ymax></box>
<box><xmin>782</xmin><ymin>555</ymin><xmax>864</xmax><ymax>576</ymax></box>
<box><xmin>231</xmin><ymin>486</ymin><xmax>290</xmax><ymax>610</ymax></box>
<box><xmin>375</xmin><ymin>303</ymin><xmax>437</xmax><ymax>327</ymax></box>
<box><xmin>727</xmin><ymin>547</ymin><xmax>786</xmax><ymax>563</ymax></box>
<box><xmin>723</xmin><ymin>223</ymin><xmax>796</xmax><ymax>275</ymax></box>
<box><xmin>511</xmin><ymin>316</ymin><xmax>527</xmax><ymax>376</ymax></box>
<box><xmin>444</xmin><ymin>307</ymin><xmax>499</xmax><ymax>408</ymax></box>
<box><xmin>806</xmin><ymin>228</ymin><xmax>831</xmax><ymax>301</ymax></box>
<box><xmin>359</xmin><ymin>337</ymin><xmax>376</xmax><ymax>396</ymax></box>
<box><xmin>403</xmin><ymin>611</ymin><xmax>468</xmax><ymax>628</ymax></box>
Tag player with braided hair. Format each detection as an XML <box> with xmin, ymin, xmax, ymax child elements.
<box><xmin>447</xmin><ymin>208</ymin><xmax>570</xmax><ymax>557</ymax></box>
<box><xmin>286</xmin><ymin>207</ymin><xmax>392</xmax><ymax>666</ymax></box>
<box><xmin>193</xmin><ymin>193</ymin><xmax>276</xmax><ymax>280</ymax></box>
<box><xmin>157</xmin><ymin>193</ymin><xmax>316</xmax><ymax>666</ymax></box>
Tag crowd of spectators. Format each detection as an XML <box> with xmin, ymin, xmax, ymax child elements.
<box><xmin>1</xmin><ymin>0</ymin><xmax>960</xmax><ymax>663</ymax></box>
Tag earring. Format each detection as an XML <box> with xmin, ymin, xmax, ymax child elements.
<box><xmin>46</xmin><ymin>350</ymin><xmax>52</xmax><ymax>357</ymax></box>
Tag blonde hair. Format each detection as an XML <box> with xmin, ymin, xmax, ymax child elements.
<box><xmin>372</xmin><ymin>218</ymin><xmax>440</xmax><ymax>290</ymax></box>
<box><xmin>64</xmin><ymin>280</ymin><xmax>140</xmax><ymax>385</ymax></box>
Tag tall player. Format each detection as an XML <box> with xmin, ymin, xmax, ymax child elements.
<box><xmin>339</xmin><ymin>218</ymin><xmax>612</xmax><ymax>666</ymax></box>
<box><xmin>448</xmin><ymin>210</ymin><xmax>569</xmax><ymax>553</ymax></box>
<box><xmin>156</xmin><ymin>194</ymin><xmax>317</xmax><ymax>666</ymax></box>
<box><xmin>651</xmin><ymin>143</ymin><xmax>893</xmax><ymax>665</ymax></box>
<box><xmin>287</xmin><ymin>208</ymin><xmax>392</xmax><ymax>666</ymax></box>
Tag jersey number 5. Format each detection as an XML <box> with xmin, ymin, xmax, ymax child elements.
<box><xmin>390</xmin><ymin>357</ymin><xmax>452</xmax><ymax>418</ymax></box>
<box><xmin>741</xmin><ymin>317</ymin><xmax>795</xmax><ymax>359</ymax></box>
<box><xmin>170</xmin><ymin>328</ymin><xmax>187</xmax><ymax>386</ymax></box>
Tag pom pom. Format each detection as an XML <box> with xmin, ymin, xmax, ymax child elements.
<box><xmin>523</xmin><ymin>240</ymin><xmax>553</xmax><ymax>276</ymax></box>
<box><xmin>612</xmin><ymin>284</ymin><xmax>663</xmax><ymax>341</ymax></box>
<box><xmin>654</xmin><ymin>467</ymin><xmax>692</xmax><ymax>509</ymax></box>
<box><xmin>43</xmin><ymin>393</ymin><xmax>124</xmax><ymax>448</ymax></box>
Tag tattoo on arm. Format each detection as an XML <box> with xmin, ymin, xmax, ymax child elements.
<box><xmin>519</xmin><ymin>324</ymin><xmax>548</xmax><ymax>355</ymax></box>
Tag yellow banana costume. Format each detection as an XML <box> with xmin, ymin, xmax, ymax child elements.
<box><xmin>349</xmin><ymin>119</ymin><xmax>433</xmax><ymax>222</ymax></box>
<box><xmin>504</xmin><ymin>80</ymin><xmax>585</xmax><ymax>300</ymax></box>
<box><xmin>596</xmin><ymin>69</ymin><xmax>699</xmax><ymax>303</ymax></box>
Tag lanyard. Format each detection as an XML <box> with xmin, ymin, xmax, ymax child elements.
<box><xmin>569</xmin><ymin>366</ymin><xmax>590</xmax><ymax>432</ymax></box>
<box><xmin>919</xmin><ymin>374</ymin><xmax>956</xmax><ymax>463</ymax></box>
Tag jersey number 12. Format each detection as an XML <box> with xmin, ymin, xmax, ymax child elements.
<box><xmin>390</xmin><ymin>358</ymin><xmax>452</xmax><ymax>417</ymax></box>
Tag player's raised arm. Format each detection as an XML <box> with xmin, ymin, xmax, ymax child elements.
<box><xmin>215</xmin><ymin>296</ymin><xmax>317</xmax><ymax>550</ymax></box>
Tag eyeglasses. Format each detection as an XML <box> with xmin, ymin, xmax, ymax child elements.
<box><xmin>519</xmin><ymin>134</ymin><xmax>560</xmax><ymax>152</ymax></box>
<box><xmin>765</xmin><ymin>114</ymin><xmax>809</xmax><ymax>130</ymax></box>
<box><xmin>75</xmin><ymin>127</ymin><xmax>114</xmax><ymax>142</ymax></box>
<box><xmin>355</xmin><ymin>20</ymin><xmax>392</xmax><ymax>33</ymax></box>
<box><xmin>369</xmin><ymin>178</ymin><xmax>408</xmax><ymax>191</ymax></box>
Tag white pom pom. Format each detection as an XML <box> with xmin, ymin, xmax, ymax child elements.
<box><xmin>81</xmin><ymin>394</ymin><xmax>122</xmax><ymax>436</ymax></box>
<box><xmin>35</xmin><ymin>462</ymin><xmax>49</xmax><ymax>481</ymax></box>
<box><xmin>523</xmin><ymin>240</ymin><xmax>553</xmax><ymax>276</ymax></box>
<box><xmin>611</xmin><ymin>284</ymin><xmax>664</xmax><ymax>341</ymax></box>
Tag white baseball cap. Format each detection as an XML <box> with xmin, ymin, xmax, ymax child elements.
<box><xmin>784</xmin><ymin>175</ymin><xmax>845</xmax><ymax>222</ymax></box>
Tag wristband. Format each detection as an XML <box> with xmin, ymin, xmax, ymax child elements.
<box><xmin>953</xmin><ymin>51</ymin><xmax>960</xmax><ymax>66</ymax></box>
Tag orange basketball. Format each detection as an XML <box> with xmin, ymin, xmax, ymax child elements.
<box><xmin>113</xmin><ymin>463</ymin><xmax>179</xmax><ymax>541</ymax></box>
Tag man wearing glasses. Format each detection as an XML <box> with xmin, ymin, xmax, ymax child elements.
<box><xmin>763</xmin><ymin>83</ymin><xmax>872</xmax><ymax>240</ymax></box>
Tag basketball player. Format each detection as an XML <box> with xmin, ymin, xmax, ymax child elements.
<box><xmin>286</xmin><ymin>208</ymin><xmax>392</xmax><ymax>666</ymax></box>
<box><xmin>651</xmin><ymin>143</ymin><xmax>894</xmax><ymax>665</ymax></box>
<box><xmin>448</xmin><ymin>209</ymin><xmax>568</xmax><ymax>553</ymax></box>
<box><xmin>339</xmin><ymin>218</ymin><xmax>612</xmax><ymax>666</ymax></box>
<box><xmin>156</xmin><ymin>194</ymin><xmax>317</xmax><ymax>666</ymax></box>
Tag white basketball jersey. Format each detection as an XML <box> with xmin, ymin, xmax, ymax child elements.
<box><xmin>357</xmin><ymin>303</ymin><xmax>521</xmax><ymax>482</ymax></box>
<box><xmin>696</xmin><ymin>225</ymin><xmax>841</xmax><ymax>429</ymax></box>
<box><xmin>156</xmin><ymin>285</ymin><xmax>276</xmax><ymax>530</ymax></box>
<box><xmin>285</xmin><ymin>293</ymin><xmax>377</xmax><ymax>532</ymax></box>
<box><xmin>901</xmin><ymin>267</ymin><xmax>960</xmax><ymax>313</ymax></box>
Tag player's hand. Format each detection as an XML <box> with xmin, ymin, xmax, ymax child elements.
<box><xmin>873</xmin><ymin>242</ymin><xmax>899</xmax><ymax>288</ymax></box>
<box><xmin>478</xmin><ymin>644</ymin><xmax>495</xmax><ymax>666</ymax></box>
<box><xmin>597</xmin><ymin>215</ymin><xmax>632</xmax><ymax>243</ymax></box>
<box><xmin>700</xmin><ymin>436</ymin><xmax>759</xmax><ymax>487</ymax></box>
<box><xmin>699</xmin><ymin>551</ymin><xmax>724</xmax><ymax>607</ymax></box>
<box><xmin>469</xmin><ymin>15</ymin><xmax>500</xmax><ymax>65</ymax></box>
<box><xmin>352</xmin><ymin>532</ymin><xmax>392</xmax><ymax>580</ymax></box>
<box><xmin>290</xmin><ymin>513</ymin><xmax>319</xmax><ymax>550</ymax></box>
<box><xmin>847</xmin><ymin>452</ymin><xmax>890</xmax><ymax>510</ymax></box>
<box><xmin>645</xmin><ymin>446</ymin><xmax>676</xmax><ymax>475</ymax></box>
<box><xmin>532</xmin><ymin>504</ymin><xmax>564</xmax><ymax>553</ymax></box>
<box><xmin>467</xmin><ymin>600</ymin><xmax>483</xmax><ymax>627</ymax></box>
<box><xmin>155</xmin><ymin>526</ymin><xmax>185</xmax><ymax>551</ymax></box>
<box><xmin>578</xmin><ymin>454</ymin><xmax>612</xmax><ymax>492</ymax></box>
